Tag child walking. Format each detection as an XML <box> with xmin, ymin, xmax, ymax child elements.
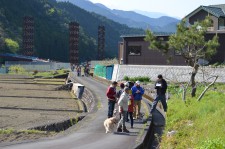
<box><xmin>128</xmin><ymin>94</ymin><xmax>134</xmax><ymax>128</ymax></box>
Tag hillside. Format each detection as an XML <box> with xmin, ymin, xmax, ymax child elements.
<box><xmin>0</xmin><ymin>0</ymin><xmax>144</xmax><ymax>62</ymax></box>
<box><xmin>59</xmin><ymin>0</ymin><xmax>180</xmax><ymax>32</ymax></box>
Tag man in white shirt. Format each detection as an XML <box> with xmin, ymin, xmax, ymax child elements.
<box><xmin>117</xmin><ymin>87</ymin><xmax>130</xmax><ymax>133</ymax></box>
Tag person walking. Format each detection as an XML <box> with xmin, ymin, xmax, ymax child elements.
<box><xmin>131</xmin><ymin>81</ymin><xmax>144</xmax><ymax>119</ymax></box>
<box><xmin>116</xmin><ymin>83</ymin><xmax>125</xmax><ymax>99</ymax></box>
<box><xmin>76</xmin><ymin>66</ymin><xmax>81</xmax><ymax>76</ymax></box>
<box><xmin>106</xmin><ymin>81</ymin><xmax>118</xmax><ymax>118</ymax></box>
<box><xmin>117</xmin><ymin>87</ymin><xmax>130</xmax><ymax>133</ymax></box>
<box><xmin>150</xmin><ymin>74</ymin><xmax>168</xmax><ymax>114</ymax></box>
<box><xmin>127</xmin><ymin>94</ymin><xmax>134</xmax><ymax>128</ymax></box>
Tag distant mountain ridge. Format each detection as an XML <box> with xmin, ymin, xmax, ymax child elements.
<box><xmin>57</xmin><ymin>0</ymin><xmax>180</xmax><ymax>32</ymax></box>
<box><xmin>0</xmin><ymin>0</ymin><xmax>144</xmax><ymax>62</ymax></box>
<box><xmin>133</xmin><ymin>10</ymin><xmax>168</xmax><ymax>18</ymax></box>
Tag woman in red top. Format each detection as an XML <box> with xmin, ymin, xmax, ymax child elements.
<box><xmin>127</xmin><ymin>94</ymin><xmax>134</xmax><ymax>128</ymax></box>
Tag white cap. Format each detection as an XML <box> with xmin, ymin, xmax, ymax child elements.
<box><xmin>136</xmin><ymin>81</ymin><xmax>140</xmax><ymax>85</ymax></box>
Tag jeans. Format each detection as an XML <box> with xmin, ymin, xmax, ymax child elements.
<box><xmin>118</xmin><ymin>111</ymin><xmax>127</xmax><ymax>128</ymax></box>
<box><xmin>150</xmin><ymin>94</ymin><xmax>167</xmax><ymax>113</ymax></box>
<box><xmin>127</xmin><ymin>112</ymin><xmax>133</xmax><ymax>127</ymax></box>
<box><xmin>108</xmin><ymin>100</ymin><xmax>116</xmax><ymax>118</ymax></box>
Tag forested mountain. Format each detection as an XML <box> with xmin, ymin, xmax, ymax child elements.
<box><xmin>0</xmin><ymin>0</ymin><xmax>144</xmax><ymax>62</ymax></box>
<box><xmin>59</xmin><ymin>0</ymin><xmax>180</xmax><ymax>32</ymax></box>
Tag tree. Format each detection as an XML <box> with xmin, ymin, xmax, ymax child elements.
<box><xmin>145</xmin><ymin>17</ymin><xmax>219</xmax><ymax>98</ymax></box>
<box><xmin>4</xmin><ymin>38</ymin><xmax>19</xmax><ymax>54</ymax></box>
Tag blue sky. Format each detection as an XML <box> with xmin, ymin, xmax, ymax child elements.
<box><xmin>89</xmin><ymin>0</ymin><xmax>225</xmax><ymax>18</ymax></box>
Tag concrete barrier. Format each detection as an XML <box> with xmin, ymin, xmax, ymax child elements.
<box><xmin>72</xmin><ymin>83</ymin><xmax>85</xmax><ymax>99</ymax></box>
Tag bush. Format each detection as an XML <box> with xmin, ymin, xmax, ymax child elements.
<box><xmin>123</xmin><ymin>76</ymin><xmax>129</xmax><ymax>81</ymax></box>
<box><xmin>8</xmin><ymin>65</ymin><xmax>26</xmax><ymax>74</ymax></box>
<box><xmin>123</xmin><ymin>76</ymin><xmax>151</xmax><ymax>82</ymax></box>
<box><xmin>33</xmin><ymin>70</ymin><xmax>38</xmax><ymax>75</ymax></box>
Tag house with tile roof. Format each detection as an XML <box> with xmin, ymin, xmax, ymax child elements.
<box><xmin>185</xmin><ymin>4</ymin><xmax>225</xmax><ymax>31</ymax></box>
<box><xmin>118</xmin><ymin>4</ymin><xmax>225</xmax><ymax>65</ymax></box>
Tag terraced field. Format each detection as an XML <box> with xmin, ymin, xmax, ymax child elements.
<box><xmin>0</xmin><ymin>75</ymin><xmax>80</xmax><ymax>143</ymax></box>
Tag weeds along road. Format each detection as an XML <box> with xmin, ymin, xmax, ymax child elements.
<box><xmin>2</xmin><ymin>75</ymin><xmax>148</xmax><ymax>149</ymax></box>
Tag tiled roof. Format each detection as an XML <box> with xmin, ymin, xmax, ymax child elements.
<box><xmin>185</xmin><ymin>4</ymin><xmax>225</xmax><ymax>19</ymax></box>
<box><xmin>202</xmin><ymin>6</ymin><xmax>225</xmax><ymax>17</ymax></box>
<box><xmin>210</xmin><ymin>4</ymin><xmax>225</xmax><ymax>13</ymax></box>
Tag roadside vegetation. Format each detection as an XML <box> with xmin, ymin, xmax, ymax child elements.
<box><xmin>123</xmin><ymin>76</ymin><xmax>151</xmax><ymax>83</ymax></box>
<box><xmin>160</xmin><ymin>83</ymin><xmax>225</xmax><ymax>148</ymax></box>
<box><xmin>0</xmin><ymin>128</ymin><xmax>50</xmax><ymax>135</ymax></box>
<box><xmin>8</xmin><ymin>65</ymin><xmax>69</xmax><ymax>79</ymax></box>
<box><xmin>32</xmin><ymin>69</ymin><xmax>69</xmax><ymax>78</ymax></box>
<box><xmin>0</xmin><ymin>128</ymin><xmax>55</xmax><ymax>143</ymax></box>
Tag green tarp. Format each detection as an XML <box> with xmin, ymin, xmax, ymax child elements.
<box><xmin>94</xmin><ymin>65</ymin><xmax>106</xmax><ymax>78</ymax></box>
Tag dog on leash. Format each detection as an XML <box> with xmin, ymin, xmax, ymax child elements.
<box><xmin>104</xmin><ymin>117</ymin><xmax>118</xmax><ymax>133</ymax></box>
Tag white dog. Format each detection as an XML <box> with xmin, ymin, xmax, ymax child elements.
<box><xmin>103</xmin><ymin>117</ymin><xmax>118</xmax><ymax>133</ymax></box>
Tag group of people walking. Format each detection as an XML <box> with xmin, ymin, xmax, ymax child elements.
<box><xmin>106</xmin><ymin>74</ymin><xmax>168</xmax><ymax>133</ymax></box>
<box><xmin>71</xmin><ymin>64</ymin><xmax>90</xmax><ymax>77</ymax></box>
<box><xmin>106</xmin><ymin>79</ymin><xmax>145</xmax><ymax>133</ymax></box>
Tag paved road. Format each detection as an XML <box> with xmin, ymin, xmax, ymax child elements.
<box><xmin>1</xmin><ymin>76</ymin><xmax>147</xmax><ymax>149</ymax></box>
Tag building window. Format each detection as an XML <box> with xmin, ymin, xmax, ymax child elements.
<box><xmin>128</xmin><ymin>46</ymin><xmax>141</xmax><ymax>56</ymax></box>
<box><xmin>219</xmin><ymin>18</ymin><xmax>225</xmax><ymax>30</ymax></box>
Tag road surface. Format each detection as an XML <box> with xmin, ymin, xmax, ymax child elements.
<box><xmin>1</xmin><ymin>76</ymin><xmax>148</xmax><ymax>149</ymax></box>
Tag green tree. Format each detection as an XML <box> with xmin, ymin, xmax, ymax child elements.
<box><xmin>4</xmin><ymin>38</ymin><xmax>19</xmax><ymax>53</ymax></box>
<box><xmin>145</xmin><ymin>17</ymin><xmax>219</xmax><ymax>98</ymax></box>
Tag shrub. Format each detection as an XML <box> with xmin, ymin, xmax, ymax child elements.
<box><xmin>123</xmin><ymin>76</ymin><xmax>151</xmax><ymax>82</ymax></box>
<box><xmin>123</xmin><ymin>76</ymin><xmax>129</xmax><ymax>81</ymax></box>
<box><xmin>8</xmin><ymin>65</ymin><xmax>26</xmax><ymax>74</ymax></box>
<box><xmin>33</xmin><ymin>70</ymin><xmax>38</xmax><ymax>75</ymax></box>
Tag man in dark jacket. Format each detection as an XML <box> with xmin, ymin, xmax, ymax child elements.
<box><xmin>106</xmin><ymin>81</ymin><xmax>118</xmax><ymax>118</ymax></box>
<box><xmin>150</xmin><ymin>74</ymin><xmax>168</xmax><ymax>114</ymax></box>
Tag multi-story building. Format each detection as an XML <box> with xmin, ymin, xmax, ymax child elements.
<box><xmin>119</xmin><ymin>4</ymin><xmax>225</xmax><ymax>65</ymax></box>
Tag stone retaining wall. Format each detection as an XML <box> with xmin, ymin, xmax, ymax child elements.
<box><xmin>112</xmin><ymin>65</ymin><xmax>225</xmax><ymax>83</ymax></box>
<box><xmin>82</xmin><ymin>88</ymin><xmax>95</xmax><ymax>112</ymax></box>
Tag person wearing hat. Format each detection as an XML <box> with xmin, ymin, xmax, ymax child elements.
<box><xmin>150</xmin><ymin>74</ymin><xmax>167</xmax><ymax>114</ymax></box>
<box><xmin>131</xmin><ymin>80</ymin><xmax>144</xmax><ymax>119</ymax></box>
<box><xmin>106</xmin><ymin>81</ymin><xmax>118</xmax><ymax>118</ymax></box>
<box><xmin>117</xmin><ymin>87</ymin><xmax>130</xmax><ymax>133</ymax></box>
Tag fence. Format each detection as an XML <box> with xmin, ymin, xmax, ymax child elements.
<box><xmin>112</xmin><ymin>64</ymin><xmax>225</xmax><ymax>83</ymax></box>
<box><xmin>94</xmin><ymin>65</ymin><xmax>114</xmax><ymax>80</ymax></box>
<box><xmin>0</xmin><ymin>68</ymin><xmax>6</xmax><ymax>73</ymax></box>
<box><xmin>5</xmin><ymin>61</ymin><xmax>70</xmax><ymax>72</ymax></box>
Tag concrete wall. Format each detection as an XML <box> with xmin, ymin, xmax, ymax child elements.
<box><xmin>112</xmin><ymin>64</ymin><xmax>225</xmax><ymax>83</ymax></box>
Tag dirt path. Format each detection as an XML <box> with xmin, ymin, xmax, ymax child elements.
<box><xmin>0</xmin><ymin>75</ymin><xmax>79</xmax><ymax>143</ymax></box>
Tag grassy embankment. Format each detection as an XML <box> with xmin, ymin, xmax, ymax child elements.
<box><xmin>160</xmin><ymin>83</ymin><xmax>225</xmax><ymax>149</ymax></box>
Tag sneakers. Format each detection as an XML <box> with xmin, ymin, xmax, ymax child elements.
<box><xmin>117</xmin><ymin>127</ymin><xmax>122</xmax><ymax>132</ymax></box>
<box><xmin>122</xmin><ymin>126</ymin><xmax>130</xmax><ymax>133</ymax></box>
